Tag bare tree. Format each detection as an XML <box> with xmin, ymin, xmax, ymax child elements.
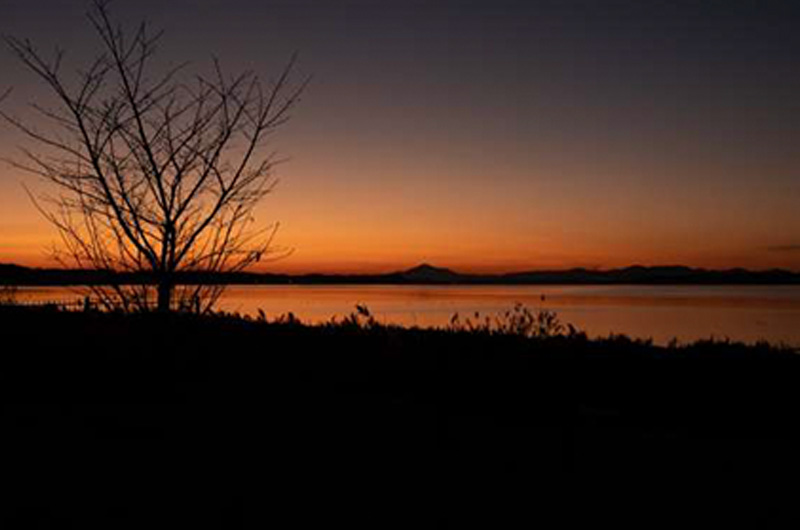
<box><xmin>2</xmin><ymin>0</ymin><xmax>307</xmax><ymax>312</ymax></box>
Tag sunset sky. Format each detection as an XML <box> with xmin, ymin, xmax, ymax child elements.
<box><xmin>0</xmin><ymin>0</ymin><xmax>798</xmax><ymax>273</ymax></box>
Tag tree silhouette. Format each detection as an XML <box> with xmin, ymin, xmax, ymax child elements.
<box><xmin>2</xmin><ymin>0</ymin><xmax>307</xmax><ymax>312</ymax></box>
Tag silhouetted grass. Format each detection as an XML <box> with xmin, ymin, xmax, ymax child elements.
<box><xmin>2</xmin><ymin>304</ymin><xmax>799</xmax><ymax>527</ymax></box>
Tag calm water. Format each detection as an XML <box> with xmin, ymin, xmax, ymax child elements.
<box><xmin>14</xmin><ymin>284</ymin><xmax>800</xmax><ymax>346</ymax></box>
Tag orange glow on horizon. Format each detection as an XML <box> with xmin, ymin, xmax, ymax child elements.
<box><xmin>2</xmin><ymin>118</ymin><xmax>800</xmax><ymax>275</ymax></box>
<box><xmin>2</xmin><ymin>163</ymin><xmax>800</xmax><ymax>275</ymax></box>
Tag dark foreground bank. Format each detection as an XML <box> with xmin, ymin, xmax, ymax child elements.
<box><xmin>2</xmin><ymin>305</ymin><xmax>800</xmax><ymax>527</ymax></box>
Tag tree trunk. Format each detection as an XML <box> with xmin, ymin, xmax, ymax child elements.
<box><xmin>156</xmin><ymin>278</ymin><xmax>172</xmax><ymax>312</ymax></box>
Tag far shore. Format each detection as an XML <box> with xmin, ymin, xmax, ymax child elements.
<box><xmin>2</xmin><ymin>262</ymin><xmax>800</xmax><ymax>286</ymax></box>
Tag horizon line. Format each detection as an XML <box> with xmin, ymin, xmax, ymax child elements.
<box><xmin>2</xmin><ymin>261</ymin><xmax>799</xmax><ymax>276</ymax></box>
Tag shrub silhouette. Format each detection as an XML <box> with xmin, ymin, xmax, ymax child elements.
<box><xmin>448</xmin><ymin>302</ymin><xmax>577</xmax><ymax>339</ymax></box>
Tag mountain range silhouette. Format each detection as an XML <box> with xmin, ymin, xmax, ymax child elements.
<box><xmin>1</xmin><ymin>262</ymin><xmax>799</xmax><ymax>286</ymax></box>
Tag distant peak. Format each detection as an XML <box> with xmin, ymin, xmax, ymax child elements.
<box><xmin>407</xmin><ymin>263</ymin><xmax>449</xmax><ymax>272</ymax></box>
<box><xmin>401</xmin><ymin>263</ymin><xmax>460</xmax><ymax>282</ymax></box>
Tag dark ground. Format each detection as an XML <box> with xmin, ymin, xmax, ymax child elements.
<box><xmin>2</xmin><ymin>305</ymin><xmax>800</xmax><ymax>527</ymax></box>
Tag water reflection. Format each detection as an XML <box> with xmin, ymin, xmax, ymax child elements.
<box><xmin>13</xmin><ymin>284</ymin><xmax>800</xmax><ymax>346</ymax></box>
<box><xmin>217</xmin><ymin>285</ymin><xmax>800</xmax><ymax>346</ymax></box>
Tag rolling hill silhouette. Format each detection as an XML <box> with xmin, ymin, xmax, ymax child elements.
<box><xmin>1</xmin><ymin>262</ymin><xmax>799</xmax><ymax>286</ymax></box>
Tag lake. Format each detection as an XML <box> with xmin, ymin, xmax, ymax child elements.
<box><xmin>12</xmin><ymin>284</ymin><xmax>800</xmax><ymax>346</ymax></box>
